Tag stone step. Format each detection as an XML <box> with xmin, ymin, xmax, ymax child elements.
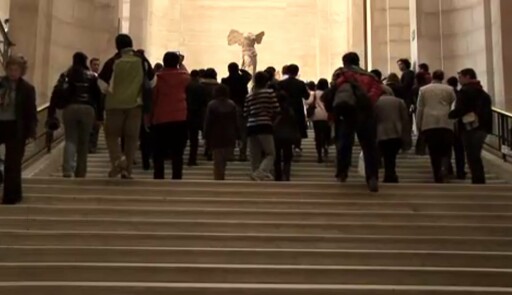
<box><xmin>23</xmin><ymin>194</ymin><xmax>512</xmax><ymax>213</ymax></box>
<box><xmin>21</xmin><ymin>178</ymin><xmax>512</xmax><ymax>193</ymax></box>
<box><xmin>2</xmin><ymin>246</ymin><xmax>512</xmax><ymax>269</ymax></box>
<box><xmin>74</xmin><ymin>166</ymin><xmax>502</xmax><ymax>178</ymax></box>
<box><xmin>4</xmin><ymin>230</ymin><xmax>512</xmax><ymax>251</ymax></box>
<box><xmin>1</xmin><ymin>217</ymin><xmax>511</xmax><ymax>237</ymax></box>
<box><xmin>3</xmin><ymin>205</ymin><xmax>512</xmax><ymax>224</ymax></box>
<box><xmin>1</xmin><ymin>263</ymin><xmax>512</xmax><ymax>287</ymax></box>
<box><xmin>2</xmin><ymin>283</ymin><xmax>511</xmax><ymax>295</ymax></box>
<box><xmin>55</xmin><ymin>174</ymin><xmax>504</xmax><ymax>183</ymax></box>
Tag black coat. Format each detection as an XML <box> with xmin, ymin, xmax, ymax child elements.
<box><xmin>277</xmin><ymin>77</ymin><xmax>310</xmax><ymax>138</ymax></box>
<box><xmin>221</xmin><ymin>70</ymin><xmax>252</xmax><ymax>107</ymax></box>
<box><xmin>0</xmin><ymin>77</ymin><xmax>38</xmax><ymax>140</ymax></box>
<box><xmin>401</xmin><ymin>70</ymin><xmax>415</xmax><ymax>107</ymax></box>
<box><xmin>449</xmin><ymin>81</ymin><xmax>493</xmax><ymax>134</ymax></box>
<box><xmin>186</xmin><ymin>79</ymin><xmax>208</xmax><ymax>129</ymax></box>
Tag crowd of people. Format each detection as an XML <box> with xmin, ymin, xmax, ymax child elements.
<box><xmin>0</xmin><ymin>32</ymin><xmax>495</xmax><ymax>205</ymax></box>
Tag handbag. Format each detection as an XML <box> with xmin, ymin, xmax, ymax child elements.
<box><xmin>462</xmin><ymin>112</ymin><xmax>479</xmax><ymax>130</ymax></box>
<box><xmin>306</xmin><ymin>92</ymin><xmax>317</xmax><ymax>119</ymax></box>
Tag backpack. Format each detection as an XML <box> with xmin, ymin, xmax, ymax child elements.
<box><xmin>333</xmin><ymin>78</ymin><xmax>372</xmax><ymax>123</ymax></box>
<box><xmin>306</xmin><ymin>92</ymin><xmax>317</xmax><ymax>119</ymax></box>
<box><xmin>51</xmin><ymin>72</ymin><xmax>70</xmax><ymax>110</ymax></box>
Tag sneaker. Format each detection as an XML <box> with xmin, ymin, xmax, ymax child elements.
<box><xmin>121</xmin><ymin>172</ymin><xmax>134</xmax><ymax>180</ymax></box>
<box><xmin>323</xmin><ymin>148</ymin><xmax>329</xmax><ymax>158</ymax></box>
<box><xmin>367</xmin><ymin>178</ymin><xmax>379</xmax><ymax>193</ymax></box>
<box><xmin>317</xmin><ymin>157</ymin><xmax>324</xmax><ymax>164</ymax></box>
<box><xmin>109</xmin><ymin>157</ymin><xmax>127</xmax><ymax>178</ymax></box>
<box><xmin>250</xmin><ymin>171</ymin><xmax>274</xmax><ymax>181</ymax></box>
<box><xmin>337</xmin><ymin>172</ymin><xmax>348</xmax><ymax>183</ymax></box>
<box><xmin>63</xmin><ymin>173</ymin><xmax>73</xmax><ymax>178</ymax></box>
<box><xmin>239</xmin><ymin>155</ymin><xmax>248</xmax><ymax>162</ymax></box>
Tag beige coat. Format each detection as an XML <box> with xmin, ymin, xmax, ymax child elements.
<box><xmin>416</xmin><ymin>82</ymin><xmax>456</xmax><ymax>132</ymax></box>
<box><xmin>375</xmin><ymin>95</ymin><xmax>411</xmax><ymax>147</ymax></box>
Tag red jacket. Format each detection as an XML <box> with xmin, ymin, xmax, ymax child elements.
<box><xmin>151</xmin><ymin>68</ymin><xmax>191</xmax><ymax>125</ymax></box>
<box><xmin>335</xmin><ymin>67</ymin><xmax>383</xmax><ymax>105</ymax></box>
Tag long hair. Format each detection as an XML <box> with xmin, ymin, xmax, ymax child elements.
<box><xmin>67</xmin><ymin>52</ymin><xmax>89</xmax><ymax>81</ymax></box>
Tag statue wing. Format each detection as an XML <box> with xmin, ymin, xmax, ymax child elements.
<box><xmin>228</xmin><ymin>29</ymin><xmax>244</xmax><ymax>46</ymax></box>
<box><xmin>255</xmin><ymin>31</ymin><xmax>265</xmax><ymax>44</ymax></box>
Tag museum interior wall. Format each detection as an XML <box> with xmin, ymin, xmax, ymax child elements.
<box><xmin>8</xmin><ymin>0</ymin><xmax>119</xmax><ymax>106</ymax></box>
<box><xmin>143</xmin><ymin>0</ymin><xmax>352</xmax><ymax>81</ymax></box>
<box><xmin>413</xmin><ymin>0</ymin><xmax>512</xmax><ymax>111</ymax></box>
<box><xmin>4</xmin><ymin>0</ymin><xmax>512</xmax><ymax>110</ymax></box>
<box><xmin>367</xmin><ymin>0</ymin><xmax>411</xmax><ymax>74</ymax></box>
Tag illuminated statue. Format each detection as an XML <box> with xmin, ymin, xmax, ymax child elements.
<box><xmin>228</xmin><ymin>29</ymin><xmax>265</xmax><ymax>76</ymax></box>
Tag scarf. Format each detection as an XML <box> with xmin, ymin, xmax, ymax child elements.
<box><xmin>0</xmin><ymin>81</ymin><xmax>14</xmax><ymax>109</ymax></box>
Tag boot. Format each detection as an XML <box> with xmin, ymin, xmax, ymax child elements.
<box><xmin>283</xmin><ymin>163</ymin><xmax>291</xmax><ymax>182</ymax></box>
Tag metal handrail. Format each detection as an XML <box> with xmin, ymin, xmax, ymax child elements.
<box><xmin>0</xmin><ymin>20</ymin><xmax>14</xmax><ymax>66</ymax></box>
<box><xmin>493</xmin><ymin>107</ymin><xmax>512</xmax><ymax>118</ymax></box>
<box><xmin>487</xmin><ymin>108</ymin><xmax>512</xmax><ymax>162</ymax></box>
<box><xmin>22</xmin><ymin>104</ymin><xmax>64</xmax><ymax>166</ymax></box>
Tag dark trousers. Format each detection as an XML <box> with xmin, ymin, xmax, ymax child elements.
<box><xmin>188</xmin><ymin>125</ymin><xmax>200</xmax><ymax>165</ymax></box>
<box><xmin>313</xmin><ymin>120</ymin><xmax>330</xmax><ymax>159</ymax></box>
<box><xmin>140</xmin><ymin>124</ymin><xmax>152</xmax><ymax>170</ymax></box>
<box><xmin>337</xmin><ymin>119</ymin><xmax>379</xmax><ymax>182</ymax></box>
<box><xmin>448</xmin><ymin>128</ymin><xmax>466</xmax><ymax>178</ymax></box>
<box><xmin>89</xmin><ymin>123</ymin><xmax>101</xmax><ymax>152</ymax></box>
<box><xmin>423</xmin><ymin>128</ymin><xmax>454</xmax><ymax>183</ymax></box>
<box><xmin>236</xmin><ymin>105</ymin><xmax>248</xmax><ymax>159</ymax></box>
<box><xmin>152</xmin><ymin>121</ymin><xmax>188</xmax><ymax>180</ymax></box>
<box><xmin>0</xmin><ymin>121</ymin><xmax>26</xmax><ymax>204</ymax></box>
<box><xmin>378</xmin><ymin>138</ymin><xmax>402</xmax><ymax>183</ymax></box>
<box><xmin>274</xmin><ymin>140</ymin><xmax>293</xmax><ymax>182</ymax></box>
<box><xmin>463</xmin><ymin>129</ymin><xmax>487</xmax><ymax>184</ymax></box>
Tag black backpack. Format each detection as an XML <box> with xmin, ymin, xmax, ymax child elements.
<box><xmin>332</xmin><ymin>79</ymin><xmax>373</xmax><ymax>124</ymax></box>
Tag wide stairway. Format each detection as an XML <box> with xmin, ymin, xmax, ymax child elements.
<box><xmin>2</xmin><ymin>132</ymin><xmax>512</xmax><ymax>294</ymax></box>
<box><xmin>54</xmin><ymin>131</ymin><xmax>506</xmax><ymax>183</ymax></box>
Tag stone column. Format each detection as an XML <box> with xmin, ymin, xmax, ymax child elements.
<box><xmin>9</xmin><ymin>0</ymin><xmax>119</xmax><ymax>106</ymax></box>
<box><xmin>348</xmin><ymin>0</ymin><xmax>366</xmax><ymax>68</ymax></box>
<box><xmin>368</xmin><ymin>0</ymin><xmax>411</xmax><ymax>73</ymax></box>
<box><xmin>439</xmin><ymin>0</ymin><xmax>492</xmax><ymax>90</ymax></box>
<box><xmin>9</xmin><ymin>0</ymin><xmax>53</xmax><ymax>105</ymax></box>
<box><xmin>491</xmin><ymin>0</ymin><xmax>512</xmax><ymax>111</ymax></box>
<box><xmin>409</xmin><ymin>0</ymin><xmax>443</xmax><ymax>71</ymax></box>
<box><xmin>129</xmin><ymin>0</ymin><xmax>149</xmax><ymax>50</ymax></box>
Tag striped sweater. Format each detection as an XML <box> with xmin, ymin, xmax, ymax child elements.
<box><xmin>243</xmin><ymin>88</ymin><xmax>280</xmax><ymax>136</ymax></box>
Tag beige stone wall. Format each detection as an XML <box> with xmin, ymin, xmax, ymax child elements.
<box><xmin>440</xmin><ymin>0</ymin><xmax>491</xmax><ymax>89</ymax></box>
<box><xmin>490</xmin><ymin>0</ymin><xmax>512</xmax><ymax>111</ymax></box>
<box><xmin>411</xmin><ymin>0</ymin><xmax>512</xmax><ymax>110</ymax></box>
<box><xmin>368</xmin><ymin>0</ymin><xmax>411</xmax><ymax>74</ymax></box>
<box><xmin>146</xmin><ymin>0</ymin><xmax>351</xmax><ymax>81</ymax></box>
<box><xmin>0</xmin><ymin>0</ymin><xmax>9</xmax><ymax>23</ymax></box>
<box><xmin>9</xmin><ymin>0</ymin><xmax>119</xmax><ymax>106</ymax></box>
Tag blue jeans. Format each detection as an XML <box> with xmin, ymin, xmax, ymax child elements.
<box><xmin>63</xmin><ymin>104</ymin><xmax>95</xmax><ymax>177</ymax></box>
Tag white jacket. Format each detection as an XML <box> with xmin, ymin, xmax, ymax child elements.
<box><xmin>306</xmin><ymin>90</ymin><xmax>328</xmax><ymax>121</ymax></box>
<box><xmin>416</xmin><ymin>82</ymin><xmax>456</xmax><ymax>132</ymax></box>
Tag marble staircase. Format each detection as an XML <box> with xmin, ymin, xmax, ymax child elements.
<box><xmin>1</xmin><ymin>133</ymin><xmax>511</xmax><ymax>294</ymax></box>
